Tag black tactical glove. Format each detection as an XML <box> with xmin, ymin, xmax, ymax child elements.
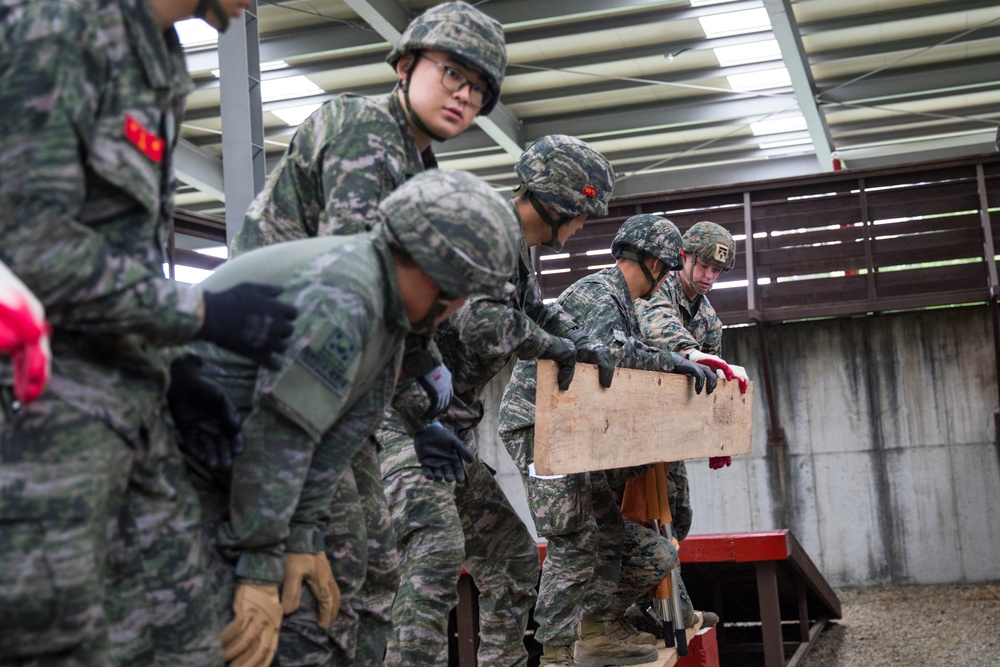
<box><xmin>670</xmin><ymin>353</ymin><xmax>718</xmax><ymax>395</ymax></box>
<box><xmin>168</xmin><ymin>354</ymin><xmax>245</xmax><ymax>472</ymax></box>
<box><xmin>412</xmin><ymin>422</ymin><xmax>474</xmax><ymax>485</ymax></box>
<box><xmin>539</xmin><ymin>335</ymin><xmax>577</xmax><ymax>391</ymax></box>
<box><xmin>418</xmin><ymin>363</ymin><xmax>454</xmax><ymax>421</ymax></box>
<box><xmin>569</xmin><ymin>331</ymin><xmax>615</xmax><ymax>388</ymax></box>
<box><xmin>199</xmin><ymin>283</ymin><xmax>297</xmax><ymax>371</ymax></box>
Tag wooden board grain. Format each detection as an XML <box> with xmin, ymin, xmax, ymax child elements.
<box><xmin>533</xmin><ymin>360</ymin><xmax>753</xmax><ymax>476</ymax></box>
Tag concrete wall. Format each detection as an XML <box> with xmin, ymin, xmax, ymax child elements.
<box><xmin>474</xmin><ymin>306</ymin><xmax>1000</xmax><ymax>587</ymax></box>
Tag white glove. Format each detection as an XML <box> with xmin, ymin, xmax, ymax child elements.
<box><xmin>687</xmin><ymin>350</ymin><xmax>746</xmax><ymax>394</ymax></box>
<box><xmin>0</xmin><ymin>261</ymin><xmax>50</xmax><ymax>403</ymax></box>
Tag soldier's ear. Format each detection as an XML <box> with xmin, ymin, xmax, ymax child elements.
<box><xmin>396</xmin><ymin>53</ymin><xmax>415</xmax><ymax>80</ymax></box>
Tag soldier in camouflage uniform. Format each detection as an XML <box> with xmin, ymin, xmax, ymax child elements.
<box><xmin>625</xmin><ymin>221</ymin><xmax>748</xmax><ymax>633</ymax></box>
<box><xmin>227</xmin><ymin>4</ymin><xmax>507</xmax><ymax>663</ymax></box>
<box><xmin>379</xmin><ymin>135</ymin><xmax>616</xmax><ymax>667</ymax></box>
<box><xmin>185</xmin><ymin>170</ymin><xmax>519</xmax><ymax>667</ymax></box>
<box><xmin>0</xmin><ymin>2</ymin><xmax>303</xmax><ymax>666</ymax></box>
<box><xmin>498</xmin><ymin>215</ymin><xmax>718</xmax><ymax>667</ymax></box>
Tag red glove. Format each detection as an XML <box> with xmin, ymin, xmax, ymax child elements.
<box><xmin>709</xmin><ymin>456</ymin><xmax>732</xmax><ymax>470</ymax></box>
<box><xmin>1</xmin><ymin>261</ymin><xmax>51</xmax><ymax>403</ymax></box>
<box><xmin>689</xmin><ymin>350</ymin><xmax>748</xmax><ymax>394</ymax></box>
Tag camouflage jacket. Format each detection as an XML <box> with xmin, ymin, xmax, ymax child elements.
<box><xmin>0</xmin><ymin>0</ymin><xmax>202</xmax><ymax>434</ymax></box>
<box><xmin>379</xmin><ymin>203</ymin><xmax>579</xmax><ymax>473</ymax></box>
<box><xmin>635</xmin><ymin>272</ymin><xmax>722</xmax><ymax>355</ymax></box>
<box><xmin>499</xmin><ymin>266</ymin><xmax>678</xmax><ymax>434</ymax></box>
<box><xmin>232</xmin><ymin>92</ymin><xmax>432</xmax><ymax>252</ymax></box>
<box><xmin>191</xmin><ymin>232</ymin><xmax>409</xmax><ymax>584</ymax></box>
<box><xmin>230</xmin><ymin>90</ymin><xmax>438</xmax><ymax>435</ymax></box>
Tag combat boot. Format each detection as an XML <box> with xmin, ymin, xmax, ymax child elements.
<box><xmin>573</xmin><ymin>636</ymin><xmax>658</xmax><ymax>667</ymax></box>
<box><xmin>604</xmin><ymin>617</ymin><xmax>657</xmax><ymax>647</ymax></box>
<box><xmin>539</xmin><ymin>643</ymin><xmax>576</xmax><ymax>666</ymax></box>
<box><xmin>696</xmin><ymin>610</ymin><xmax>719</xmax><ymax>628</ymax></box>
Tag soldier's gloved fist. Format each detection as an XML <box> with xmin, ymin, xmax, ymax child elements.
<box><xmin>418</xmin><ymin>363</ymin><xmax>454</xmax><ymax>421</ymax></box>
<box><xmin>281</xmin><ymin>552</ymin><xmax>340</xmax><ymax>629</ymax></box>
<box><xmin>168</xmin><ymin>354</ymin><xmax>245</xmax><ymax>472</ymax></box>
<box><xmin>728</xmin><ymin>364</ymin><xmax>749</xmax><ymax>394</ymax></box>
<box><xmin>220</xmin><ymin>583</ymin><xmax>282</xmax><ymax>667</ymax></box>
<box><xmin>570</xmin><ymin>331</ymin><xmax>614</xmax><ymax>388</ymax></box>
<box><xmin>199</xmin><ymin>283</ymin><xmax>297</xmax><ymax>371</ymax></box>
<box><xmin>708</xmin><ymin>456</ymin><xmax>732</xmax><ymax>470</ymax></box>
<box><xmin>413</xmin><ymin>422</ymin><xmax>474</xmax><ymax>485</ymax></box>
<box><xmin>0</xmin><ymin>260</ymin><xmax>50</xmax><ymax>403</ymax></box>
<box><xmin>540</xmin><ymin>335</ymin><xmax>576</xmax><ymax>391</ymax></box>
<box><xmin>670</xmin><ymin>353</ymin><xmax>718</xmax><ymax>395</ymax></box>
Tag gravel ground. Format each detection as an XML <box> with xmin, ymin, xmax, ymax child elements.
<box><xmin>798</xmin><ymin>582</ymin><xmax>1000</xmax><ymax>667</ymax></box>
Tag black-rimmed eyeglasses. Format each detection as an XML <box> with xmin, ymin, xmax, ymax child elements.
<box><xmin>420</xmin><ymin>56</ymin><xmax>492</xmax><ymax>110</ymax></box>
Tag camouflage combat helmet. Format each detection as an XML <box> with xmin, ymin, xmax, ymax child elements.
<box><xmin>515</xmin><ymin>135</ymin><xmax>614</xmax><ymax>217</ymax></box>
<box><xmin>387</xmin><ymin>1</ymin><xmax>507</xmax><ymax>116</ymax></box>
<box><xmin>380</xmin><ymin>169</ymin><xmax>518</xmax><ymax>304</ymax></box>
<box><xmin>611</xmin><ymin>214</ymin><xmax>683</xmax><ymax>299</ymax></box>
<box><xmin>514</xmin><ymin>135</ymin><xmax>614</xmax><ymax>252</ymax></box>
<box><xmin>682</xmin><ymin>221</ymin><xmax>736</xmax><ymax>271</ymax></box>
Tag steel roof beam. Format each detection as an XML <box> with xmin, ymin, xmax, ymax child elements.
<box><xmin>763</xmin><ymin>0</ymin><xmax>834</xmax><ymax>171</ymax></box>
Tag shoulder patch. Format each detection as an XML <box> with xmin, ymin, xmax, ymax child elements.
<box><xmin>299</xmin><ymin>326</ymin><xmax>360</xmax><ymax>395</ymax></box>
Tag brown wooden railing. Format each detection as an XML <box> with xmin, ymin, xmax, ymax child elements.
<box><xmin>534</xmin><ymin>154</ymin><xmax>1000</xmax><ymax>325</ymax></box>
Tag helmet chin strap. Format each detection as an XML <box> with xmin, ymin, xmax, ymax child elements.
<box><xmin>410</xmin><ymin>296</ymin><xmax>451</xmax><ymax>335</ymax></box>
<box><xmin>400</xmin><ymin>56</ymin><xmax>448</xmax><ymax>144</ymax></box>
<box><xmin>527</xmin><ymin>192</ymin><xmax>571</xmax><ymax>252</ymax></box>
<box><xmin>618</xmin><ymin>250</ymin><xmax>666</xmax><ymax>300</ymax></box>
<box><xmin>194</xmin><ymin>0</ymin><xmax>230</xmax><ymax>32</ymax></box>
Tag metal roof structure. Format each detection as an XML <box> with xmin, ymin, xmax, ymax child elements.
<box><xmin>174</xmin><ymin>0</ymin><xmax>1000</xmax><ymax>222</ymax></box>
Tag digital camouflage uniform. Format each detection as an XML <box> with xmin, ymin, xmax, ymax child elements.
<box><xmin>188</xmin><ymin>231</ymin><xmax>410</xmax><ymax>666</ymax></box>
<box><xmin>380</xmin><ymin>204</ymin><xmax>579</xmax><ymax>666</ymax></box>
<box><xmin>499</xmin><ymin>262</ymin><xmax>682</xmax><ymax>648</ymax></box>
<box><xmin>231</xmin><ymin>3</ymin><xmax>507</xmax><ymax>661</ymax></box>
<box><xmin>0</xmin><ymin>1</ymin><xmax>221</xmax><ymax>665</ymax></box>
<box><xmin>634</xmin><ymin>239</ymin><xmax>727</xmax><ymax>627</ymax></box>
<box><xmin>230</xmin><ymin>89</ymin><xmax>432</xmax><ymax>667</ymax></box>
<box><xmin>192</xmin><ymin>169</ymin><xmax>519</xmax><ymax>667</ymax></box>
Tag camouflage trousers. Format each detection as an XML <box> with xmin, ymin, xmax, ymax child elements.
<box><xmin>667</xmin><ymin>461</ymin><xmax>692</xmax><ymax>541</ymax></box>
<box><xmin>613</xmin><ymin>520</ymin><xmax>678</xmax><ymax>617</ymax></box>
<box><xmin>0</xmin><ymin>385</ymin><xmax>222</xmax><ymax>667</ymax></box>
<box><xmin>499</xmin><ymin>425</ymin><xmax>624</xmax><ymax>647</ymax></box>
<box><xmin>380</xmin><ymin>428</ymin><xmax>540</xmax><ymax>667</ymax></box>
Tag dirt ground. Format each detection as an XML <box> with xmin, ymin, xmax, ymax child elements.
<box><xmin>798</xmin><ymin>582</ymin><xmax>1000</xmax><ymax>667</ymax></box>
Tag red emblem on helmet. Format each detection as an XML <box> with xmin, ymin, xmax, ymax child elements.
<box><xmin>582</xmin><ymin>184</ymin><xmax>597</xmax><ymax>198</ymax></box>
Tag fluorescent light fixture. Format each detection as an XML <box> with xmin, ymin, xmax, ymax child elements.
<box><xmin>261</xmin><ymin>76</ymin><xmax>323</xmax><ymax>103</ymax></box>
<box><xmin>714</xmin><ymin>40</ymin><xmax>780</xmax><ymax>67</ymax></box>
<box><xmin>194</xmin><ymin>246</ymin><xmax>228</xmax><ymax>259</ymax></box>
<box><xmin>175</xmin><ymin>19</ymin><xmax>218</xmax><ymax>47</ymax></box>
<box><xmin>690</xmin><ymin>0</ymin><xmax>732</xmax><ymax>6</ymax></box>
<box><xmin>540</xmin><ymin>268</ymin><xmax>571</xmax><ymax>275</ymax></box>
<box><xmin>728</xmin><ymin>68</ymin><xmax>791</xmax><ymax>91</ymax></box>
<box><xmin>751</xmin><ymin>115</ymin><xmax>807</xmax><ymax>136</ymax></box>
<box><xmin>585</xmin><ymin>248</ymin><xmax>612</xmax><ymax>256</ymax></box>
<box><xmin>272</xmin><ymin>103</ymin><xmax>323</xmax><ymax>127</ymax></box>
<box><xmin>699</xmin><ymin>8</ymin><xmax>771</xmax><ymax>38</ymax></box>
<box><xmin>759</xmin><ymin>137</ymin><xmax>812</xmax><ymax>150</ymax></box>
<box><xmin>587</xmin><ymin>263</ymin><xmax>615</xmax><ymax>270</ymax></box>
<box><xmin>540</xmin><ymin>253</ymin><xmax>570</xmax><ymax>261</ymax></box>
<box><xmin>164</xmin><ymin>263</ymin><xmax>214</xmax><ymax>284</ymax></box>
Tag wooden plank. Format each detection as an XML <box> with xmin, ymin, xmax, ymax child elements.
<box><xmin>532</xmin><ymin>360</ymin><xmax>753</xmax><ymax>476</ymax></box>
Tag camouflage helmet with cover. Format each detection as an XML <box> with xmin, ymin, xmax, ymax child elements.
<box><xmin>380</xmin><ymin>169</ymin><xmax>518</xmax><ymax>303</ymax></box>
<box><xmin>387</xmin><ymin>1</ymin><xmax>506</xmax><ymax>116</ymax></box>
<box><xmin>682</xmin><ymin>221</ymin><xmax>736</xmax><ymax>271</ymax></box>
<box><xmin>611</xmin><ymin>214</ymin><xmax>683</xmax><ymax>299</ymax></box>
<box><xmin>515</xmin><ymin>135</ymin><xmax>614</xmax><ymax>217</ymax></box>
